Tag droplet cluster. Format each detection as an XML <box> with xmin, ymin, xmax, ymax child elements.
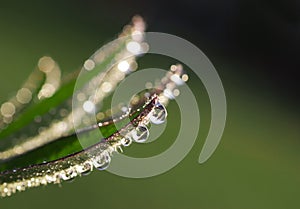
<box><xmin>0</xmin><ymin>160</ymin><xmax>94</xmax><ymax>197</ymax></box>
<box><xmin>0</xmin><ymin>57</ymin><xmax>61</xmax><ymax>130</ymax></box>
<box><xmin>0</xmin><ymin>15</ymin><xmax>147</xmax><ymax>161</ymax></box>
<box><xmin>0</xmin><ymin>95</ymin><xmax>168</xmax><ymax>197</ymax></box>
<box><xmin>0</xmin><ymin>17</ymin><xmax>189</xmax><ymax>198</ymax></box>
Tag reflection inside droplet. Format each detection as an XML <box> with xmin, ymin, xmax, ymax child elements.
<box><xmin>131</xmin><ymin>125</ymin><xmax>149</xmax><ymax>143</ymax></box>
<box><xmin>149</xmin><ymin>102</ymin><xmax>167</xmax><ymax>124</ymax></box>
<box><xmin>121</xmin><ymin>136</ymin><xmax>132</xmax><ymax>146</ymax></box>
<box><xmin>60</xmin><ymin>169</ymin><xmax>77</xmax><ymax>182</ymax></box>
<box><xmin>92</xmin><ymin>151</ymin><xmax>111</xmax><ymax>170</ymax></box>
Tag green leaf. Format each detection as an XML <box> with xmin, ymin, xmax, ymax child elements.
<box><xmin>0</xmin><ymin>16</ymin><xmax>187</xmax><ymax>198</ymax></box>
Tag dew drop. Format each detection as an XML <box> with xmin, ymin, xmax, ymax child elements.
<box><xmin>92</xmin><ymin>151</ymin><xmax>111</xmax><ymax>170</ymax></box>
<box><xmin>126</xmin><ymin>41</ymin><xmax>141</xmax><ymax>55</ymax></box>
<box><xmin>170</xmin><ymin>74</ymin><xmax>184</xmax><ymax>85</ymax></box>
<box><xmin>45</xmin><ymin>175</ymin><xmax>55</xmax><ymax>183</ymax></box>
<box><xmin>60</xmin><ymin>168</ymin><xmax>77</xmax><ymax>182</ymax></box>
<box><xmin>116</xmin><ymin>145</ymin><xmax>123</xmax><ymax>153</ymax></box>
<box><xmin>60</xmin><ymin>172</ymin><xmax>71</xmax><ymax>181</ymax></box>
<box><xmin>16</xmin><ymin>184</ymin><xmax>25</xmax><ymax>191</ymax></box>
<box><xmin>77</xmin><ymin>161</ymin><xmax>93</xmax><ymax>176</ymax></box>
<box><xmin>131</xmin><ymin>125</ymin><xmax>149</xmax><ymax>143</ymax></box>
<box><xmin>149</xmin><ymin>102</ymin><xmax>167</xmax><ymax>124</ymax></box>
<box><xmin>3</xmin><ymin>187</ymin><xmax>9</xmax><ymax>194</ymax></box>
<box><xmin>121</xmin><ymin>136</ymin><xmax>132</xmax><ymax>147</ymax></box>
<box><xmin>163</xmin><ymin>89</ymin><xmax>175</xmax><ymax>99</ymax></box>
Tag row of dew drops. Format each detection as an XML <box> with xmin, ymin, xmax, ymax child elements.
<box><xmin>0</xmin><ymin>100</ymin><xmax>167</xmax><ymax>197</ymax></box>
<box><xmin>89</xmin><ymin>100</ymin><xmax>167</xmax><ymax>171</ymax></box>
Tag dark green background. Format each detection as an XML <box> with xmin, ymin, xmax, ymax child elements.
<box><xmin>0</xmin><ymin>1</ymin><xmax>299</xmax><ymax>208</ymax></box>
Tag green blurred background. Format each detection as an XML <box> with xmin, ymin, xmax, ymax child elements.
<box><xmin>0</xmin><ymin>0</ymin><xmax>299</xmax><ymax>208</ymax></box>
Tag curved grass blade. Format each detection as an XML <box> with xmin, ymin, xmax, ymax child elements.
<box><xmin>0</xmin><ymin>94</ymin><xmax>162</xmax><ymax>197</ymax></box>
<box><xmin>0</xmin><ymin>14</ymin><xmax>189</xmax><ymax>197</ymax></box>
<box><xmin>0</xmin><ymin>63</ymin><xmax>188</xmax><ymax>197</ymax></box>
<box><xmin>0</xmin><ymin>16</ymin><xmax>147</xmax><ymax>161</ymax></box>
<box><xmin>0</xmin><ymin>63</ymin><xmax>187</xmax><ymax>171</ymax></box>
<box><xmin>0</xmin><ymin>57</ymin><xmax>61</xmax><ymax>132</ymax></box>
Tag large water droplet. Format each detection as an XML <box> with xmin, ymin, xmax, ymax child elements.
<box><xmin>93</xmin><ymin>151</ymin><xmax>111</xmax><ymax>170</ymax></box>
<box><xmin>131</xmin><ymin>125</ymin><xmax>149</xmax><ymax>143</ymax></box>
<box><xmin>149</xmin><ymin>103</ymin><xmax>167</xmax><ymax>124</ymax></box>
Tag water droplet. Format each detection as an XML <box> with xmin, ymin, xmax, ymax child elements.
<box><xmin>170</xmin><ymin>74</ymin><xmax>185</xmax><ymax>85</ymax></box>
<box><xmin>149</xmin><ymin>103</ymin><xmax>167</xmax><ymax>124</ymax></box>
<box><xmin>45</xmin><ymin>175</ymin><xmax>55</xmax><ymax>183</ymax></box>
<box><xmin>92</xmin><ymin>151</ymin><xmax>111</xmax><ymax>170</ymax></box>
<box><xmin>16</xmin><ymin>184</ymin><xmax>25</xmax><ymax>191</ymax></box>
<box><xmin>126</xmin><ymin>41</ymin><xmax>141</xmax><ymax>55</ymax></box>
<box><xmin>77</xmin><ymin>161</ymin><xmax>93</xmax><ymax>176</ymax></box>
<box><xmin>115</xmin><ymin>145</ymin><xmax>123</xmax><ymax>153</ymax></box>
<box><xmin>131</xmin><ymin>125</ymin><xmax>149</xmax><ymax>143</ymax></box>
<box><xmin>121</xmin><ymin>136</ymin><xmax>132</xmax><ymax>147</ymax></box>
<box><xmin>163</xmin><ymin>89</ymin><xmax>175</xmax><ymax>99</ymax></box>
<box><xmin>60</xmin><ymin>168</ymin><xmax>77</xmax><ymax>182</ymax></box>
